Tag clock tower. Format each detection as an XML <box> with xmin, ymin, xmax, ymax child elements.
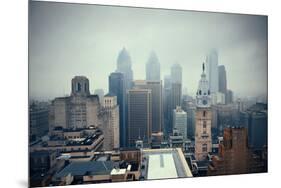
<box><xmin>195</xmin><ymin>63</ymin><xmax>212</xmax><ymax>161</ymax></box>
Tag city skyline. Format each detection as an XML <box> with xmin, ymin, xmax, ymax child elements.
<box><xmin>29</xmin><ymin>1</ymin><xmax>267</xmax><ymax>101</ymax></box>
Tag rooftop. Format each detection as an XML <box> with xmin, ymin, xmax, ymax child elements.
<box><xmin>55</xmin><ymin>161</ymin><xmax>118</xmax><ymax>178</ymax></box>
<box><xmin>141</xmin><ymin>148</ymin><xmax>193</xmax><ymax>180</ymax></box>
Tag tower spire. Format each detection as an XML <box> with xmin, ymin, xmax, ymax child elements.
<box><xmin>203</xmin><ymin>62</ymin><xmax>205</xmax><ymax>73</ymax></box>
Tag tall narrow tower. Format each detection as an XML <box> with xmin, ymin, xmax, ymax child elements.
<box><xmin>195</xmin><ymin>63</ymin><xmax>212</xmax><ymax>161</ymax></box>
<box><xmin>146</xmin><ymin>51</ymin><xmax>160</xmax><ymax>81</ymax></box>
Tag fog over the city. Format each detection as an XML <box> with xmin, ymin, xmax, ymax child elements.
<box><xmin>29</xmin><ymin>1</ymin><xmax>267</xmax><ymax>101</ymax></box>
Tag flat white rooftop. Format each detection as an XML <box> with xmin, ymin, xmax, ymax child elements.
<box><xmin>141</xmin><ymin>148</ymin><xmax>193</xmax><ymax>180</ymax></box>
<box><xmin>147</xmin><ymin>153</ymin><xmax>178</xmax><ymax>180</ymax></box>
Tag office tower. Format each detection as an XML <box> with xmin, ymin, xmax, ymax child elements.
<box><xmin>218</xmin><ymin>65</ymin><xmax>227</xmax><ymax>95</ymax></box>
<box><xmin>163</xmin><ymin>82</ymin><xmax>182</xmax><ymax>136</ymax></box>
<box><xmin>171</xmin><ymin>63</ymin><xmax>182</xmax><ymax>84</ymax></box>
<box><xmin>173</xmin><ymin>106</ymin><xmax>188</xmax><ymax>140</ymax></box>
<box><xmin>206</xmin><ymin>49</ymin><xmax>219</xmax><ymax>94</ymax></box>
<box><xmin>94</xmin><ymin>89</ymin><xmax>104</xmax><ymax>106</ymax></box>
<box><xmin>164</xmin><ymin>63</ymin><xmax>182</xmax><ymax>136</ymax></box>
<box><xmin>182</xmin><ymin>100</ymin><xmax>196</xmax><ymax>140</ymax></box>
<box><xmin>146</xmin><ymin>51</ymin><xmax>160</xmax><ymax>81</ymax></box>
<box><xmin>195</xmin><ymin>63</ymin><xmax>212</xmax><ymax>161</ymax></box>
<box><xmin>249</xmin><ymin>110</ymin><xmax>267</xmax><ymax>150</ymax></box>
<box><xmin>116</xmin><ymin>47</ymin><xmax>133</xmax><ymax>90</ymax></box>
<box><xmin>50</xmin><ymin>76</ymin><xmax>100</xmax><ymax>130</ymax></box>
<box><xmin>216</xmin><ymin>92</ymin><xmax>226</xmax><ymax>104</ymax></box>
<box><xmin>29</xmin><ymin>101</ymin><xmax>49</xmax><ymax>142</ymax></box>
<box><xmin>133</xmin><ymin>80</ymin><xmax>163</xmax><ymax>133</ymax></box>
<box><xmin>109</xmin><ymin>72</ymin><xmax>126</xmax><ymax>147</ymax></box>
<box><xmin>127</xmin><ymin>89</ymin><xmax>152</xmax><ymax>147</ymax></box>
<box><xmin>164</xmin><ymin>75</ymin><xmax>172</xmax><ymax>89</ymax></box>
<box><xmin>164</xmin><ymin>75</ymin><xmax>172</xmax><ymax>136</ymax></box>
<box><xmin>170</xmin><ymin>83</ymin><xmax>182</xmax><ymax>113</ymax></box>
<box><xmin>240</xmin><ymin>103</ymin><xmax>268</xmax><ymax>150</ymax></box>
<box><xmin>212</xmin><ymin>104</ymin><xmax>239</xmax><ymax>137</ymax></box>
<box><xmin>101</xmin><ymin>94</ymin><xmax>120</xmax><ymax>150</ymax></box>
<box><xmin>226</xmin><ymin>89</ymin><xmax>233</xmax><ymax>104</ymax></box>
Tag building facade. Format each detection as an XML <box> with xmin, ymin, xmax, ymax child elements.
<box><xmin>173</xmin><ymin>106</ymin><xmax>188</xmax><ymax>140</ymax></box>
<box><xmin>29</xmin><ymin>101</ymin><xmax>50</xmax><ymax>141</ymax></box>
<box><xmin>208</xmin><ymin>127</ymin><xmax>267</xmax><ymax>175</ymax></box>
<box><xmin>240</xmin><ymin>103</ymin><xmax>268</xmax><ymax>150</ymax></box>
<box><xmin>101</xmin><ymin>95</ymin><xmax>120</xmax><ymax>150</ymax></box>
<box><xmin>127</xmin><ymin>89</ymin><xmax>152</xmax><ymax>147</ymax></box>
<box><xmin>133</xmin><ymin>80</ymin><xmax>163</xmax><ymax>133</ymax></box>
<box><xmin>163</xmin><ymin>75</ymin><xmax>172</xmax><ymax>136</ymax></box>
<box><xmin>50</xmin><ymin>76</ymin><xmax>100</xmax><ymax>131</ymax></box>
<box><xmin>109</xmin><ymin>72</ymin><xmax>126</xmax><ymax>147</ymax></box>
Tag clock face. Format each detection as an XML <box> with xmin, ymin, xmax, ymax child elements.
<box><xmin>202</xmin><ymin>99</ymin><xmax>207</xmax><ymax>105</ymax></box>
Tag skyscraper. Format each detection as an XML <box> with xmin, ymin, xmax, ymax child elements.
<box><xmin>101</xmin><ymin>94</ymin><xmax>120</xmax><ymax>150</ymax></box>
<box><xmin>109</xmin><ymin>72</ymin><xmax>126</xmax><ymax>147</ymax></box>
<box><xmin>195</xmin><ymin>63</ymin><xmax>212</xmax><ymax>161</ymax></box>
<box><xmin>171</xmin><ymin>63</ymin><xmax>182</xmax><ymax>84</ymax></box>
<box><xmin>206</xmin><ymin>49</ymin><xmax>219</xmax><ymax>104</ymax></box>
<box><xmin>164</xmin><ymin>75</ymin><xmax>172</xmax><ymax>136</ymax></box>
<box><xmin>116</xmin><ymin>48</ymin><xmax>133</xmax><ymax>90</ymax></box>
<box><xmin>146</xmin><ymin>51</ymin><xmax>160</xmax><ymax>81</ymax></box>
<box><xmin>218</xmin><ymin>65</ymin><xmax>227</xmax><ymax>94</ymax></box>
<box><xmin>164</xmin><ymin>64</ymin><xmax>183</xmax><ymax>136</ymax></box>
<box><xmin>127</xmin><ymin>89</ymin><xmax>152</xmax><ymax>147</ymax></box>
<box><xmin>226</xmin><ymin>89</ymin><xmax>233</xmax><ymax>104</ymax></box>
<box><xmin>133</xmin><ymin>80</ymin><xmax>163</xmax><ymax>133</ymax></box>
<box><xmin>173</xmin><ymin>106</ymin><xmax>188</xmax><ymax>140</ymax></box>
<box><xmin>241</xmin><ymin>103</ymin><xmax>268</xmax><ymax>150</ymax></box>
<box><xmin>182</xmin><ymin>100</ymin><xmax>196</xmax><ymax>140</ymax></box>
<box><xmin>171</xmin><ymin>83</ymin><xmax>182</xmax><ymax>108</ymax></box>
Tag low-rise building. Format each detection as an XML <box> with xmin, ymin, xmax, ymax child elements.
<box><xmin>140</xmin><ymin>148</ymin><xmax>193</xmax><ymax>180</ymax></box>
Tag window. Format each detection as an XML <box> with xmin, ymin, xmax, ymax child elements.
<box><xmin>203</xmin><ymin>111</ymin><xmax>206</xmax><ymax>117</ymax></box>
<box><xmin>203</xmin><ymin>121</ymin><xmax>206</xmax><ymax>128</ymax></box>
<box><xmin>76</xmin><ymin>83</ymin><xmax>81</xmax><ymax>92</ymax></box>
<box><xmin>84</xmin><ymin>83</ymin><xmax>87</xmax><ymax>92</ymax></box>
<box><xmin>202</xmin><ymin>144</ymin><xmax>207</xmax><ymax>152</ymax></box>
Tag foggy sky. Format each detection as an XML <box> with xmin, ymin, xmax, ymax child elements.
<box><xmin>29</xmin><ymin>1</ymin><xmax>268</xmax><ymax>101</ymax></box>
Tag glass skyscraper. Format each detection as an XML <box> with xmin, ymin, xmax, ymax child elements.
<box><xmin>109</xmin><ymin>72</ymin><xmax>126</xmax><ymax>147</ymax></box>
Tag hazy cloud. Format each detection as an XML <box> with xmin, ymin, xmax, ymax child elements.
<box><xmin>29</xmin><ymin>1</ymin><xmax>267</xmax><ymax>100</ymax></box>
